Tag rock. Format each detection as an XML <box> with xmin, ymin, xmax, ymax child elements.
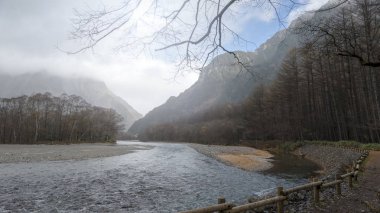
<box><xmin>248</xmin><ymin>195</ymin><xmax>260</xmax><ymax>203</ymax></box>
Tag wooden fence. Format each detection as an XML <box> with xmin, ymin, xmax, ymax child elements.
<box><xmin>179</xmin><ymin>150</ymin><xmax>369</xmax><ymax>213</ymax></box>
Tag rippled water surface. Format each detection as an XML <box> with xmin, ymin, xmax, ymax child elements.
<box><xmin>0</xmin><ymin>141</ymin><xmax>312</xmax><ymax>212</ymax></box>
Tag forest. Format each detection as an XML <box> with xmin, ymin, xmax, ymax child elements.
<box><xmin>140</xmin><ymin>0</ymin><xmax>380</xmax><ymax>144</ymax></box>
<box><xmin>0</xmin><ymin>93</ymin><xmax>123</xmax><ymax>144</ymax></box>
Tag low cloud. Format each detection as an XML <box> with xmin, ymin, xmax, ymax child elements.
<box><xmin>0</xmin><ymin>0</ymin><xmax>198</xmax><ymax>115</ymax></box>
<box><xmin>287</xmin><ymin>0</ymin><xmax>330</xmax><ymax>23</ymax></box>
<box><xmin>0</xmin><ymin>46</ymin><xmax>198</xmax><ymax>115</ymax></box>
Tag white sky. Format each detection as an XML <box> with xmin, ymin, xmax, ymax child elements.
<box><xmin>0</xmin><ymin>0</ymin><xmax>328</xmax><ymax>115</ymax></box>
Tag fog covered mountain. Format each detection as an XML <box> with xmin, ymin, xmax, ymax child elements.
<box><xmin>0</xmin><ymin>71</ymin><xmax>142</xmax><ymax>130</ymax></box>
<box><xmin>128</xmin><ymin>27</ymin><xmax>300</xmax><ymax>135</ymax></box>
<box><xmin>128</xmin><ymin>0</ymin><xmax>348</xmax><ymax>136</ymax></box>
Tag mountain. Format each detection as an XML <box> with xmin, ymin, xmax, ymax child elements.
<box><xmin>129</xmin><ymin>0</ymin><xmax>347</xmax><ymax>136</ymax></box>
<box><xmin>0</xmin><ymin>71</ymin><xmax>141</xmax><ymax>130</ymax></box>
<box><xmin>128</xmin><ymin>27</ymin><xmax>300</xmax><ymax>135</ymax></box>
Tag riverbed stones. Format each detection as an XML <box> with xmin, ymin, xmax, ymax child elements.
<box><xmin>297</xmin><ymin>145</ymin><xmax>361</xmax><ymax>178</ymax></box>
<box><xmin>0</xmin><ymin>143</ymin><xmax>152</xmax><ymax>163</ymax></box>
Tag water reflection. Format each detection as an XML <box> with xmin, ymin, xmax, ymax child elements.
<box><xmin>262</xmin><ymin>151</ymin><xmax>321</xmax><ymax>179</ymax></box>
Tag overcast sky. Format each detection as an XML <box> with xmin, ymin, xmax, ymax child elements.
<box><xmin>0</xmin><ymin>0</ymin><xmax>328</xmax><ymax>115</ymax></box>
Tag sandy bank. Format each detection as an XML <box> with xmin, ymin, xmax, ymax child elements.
<box><xmin>188</xmin><ymin>144</ymin><xmax>273</xmax><ymax>171</ymax></box>
<box><xmin>0</xmin><ymin>143</ymin><xmax>152</xmax><ymax>163</ymax></box>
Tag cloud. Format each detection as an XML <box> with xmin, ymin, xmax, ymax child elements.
<box><xmin>0</xmin><ymin>0</ymin><xmax>201</xmax><ymax>115</ymax></box>
<box><xmin>0</xmin><ymin>0</ymin><xmax>198</xmax><ymax>115</ymax></box>
<box><xmin>0</xmin><ymin>45</ymin><xmax>198</xmax><ymax>115</ymax></box>
<box><xmin>287</xmin><ymin>0</ymin><xmax>330</xmax><ymax>23</ymax></box>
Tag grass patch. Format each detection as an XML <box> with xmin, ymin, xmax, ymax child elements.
<box><xmin>303</xmin><ymin>140</ymin><xmax>380</xmax><ymax>151</ymax></box>
<box><xmin>241</xmin><ymin>140</ymin><xmax>380</xmax><ymax>151</ymax></box>
<box><xmin>276</xmin><ymin>141</ymin><xmax>305</xmax><ymax>152</ymax></box>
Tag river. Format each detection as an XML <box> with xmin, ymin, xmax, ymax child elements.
<box><xmin>0</xmin><ymin>141</ymin><xmax>318</xmax><ymax>212</ymax></box>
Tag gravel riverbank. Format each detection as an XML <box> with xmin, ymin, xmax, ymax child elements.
<box><xmin>283</xmin><ymin>145</ymin><xmax>363</xmax><ymax>212</ymax></box>
<box><xmin>187</xmin><ymin>143</ymin><xmax>364</xmax><ymax>212</ymax></box>
<box><xmin>297</xmin><ymin>144</ymin><xmax>361</xmax><ymax>178</ymax></box>
<box><xmin>188</xmin><ymin>144</ymin><xmax>273</xmax><ymax>171</ymax></box>
<box><xmin>0</xmin><ymin>143</ymin><xmax>152</xmax><ymax>163</ymax></box>
<box><xmin>238</xmin><ymin>144</ymin><xmax>364</xmax><ymax>212</ymax></box>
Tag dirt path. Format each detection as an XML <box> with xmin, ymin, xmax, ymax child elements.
<box><xmin>313</xmin><ymin>151</ymin><xmax>380</xmax><ymax>213</ymax></box>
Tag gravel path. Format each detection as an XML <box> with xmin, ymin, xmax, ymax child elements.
<box><xmin>0</xmin><ymin>143</ymin><xmax>152</xmax><ymax>163</ymax></box>
<box><xmin>315</xmin><ymin>151</ymin><xmax>380</xmax><ymax>213</ymax></box>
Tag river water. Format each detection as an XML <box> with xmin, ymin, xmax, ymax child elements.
<box><xmin>0</xmin><ymin>141</ymin><xmax>317</xmax><ymax>212</ymax></box>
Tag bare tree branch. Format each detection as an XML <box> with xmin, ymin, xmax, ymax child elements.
<box><xmin>295</xmin><ymin>0</ymin><xmax>380</xmax><ymax>67</ymax></box>
<box><xmin>66</xmin><ymin>0</ymin><xmax>329</xmax><ymax>72</ymax></box>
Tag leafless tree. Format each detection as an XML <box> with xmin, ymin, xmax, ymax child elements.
<box><xmin>0</xmin><ymin>94</ymin><xmax>123</xmax><ymax>144</ymax></box>
<box><xmin>295</xmin><ymin>0</ymin><xmax>380</xmax><ymax>67</ymax></box>
<box><xmin>68</xmin><ymin>0</ymin><xmax>316</xmax><ymax>72</ymax></box>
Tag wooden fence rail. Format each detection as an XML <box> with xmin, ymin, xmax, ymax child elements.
<box><xmin>180</xmin><ymin>203</ymin><xmax>234</xmax><ymax>213</ymax></box>
<box><xmin>225</xmin><ymin>196</ymin><xmax>287</xmax><ymax>213</ymax></box>
<box><xmin>179</xmin><ymin>150</ymin><xmax>369</xmax><ymax>213</ymax></box>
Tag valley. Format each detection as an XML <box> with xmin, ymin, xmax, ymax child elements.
<box><xmin>0</xmin><ymin>0</ymin><xmax>379</xmax><ymax>212</ymax></box>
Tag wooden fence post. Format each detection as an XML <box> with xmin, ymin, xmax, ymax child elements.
<box><xmin>335</xmin><ymin>174</ymin><xmax>341</xmax><ymax>195</ymax></box>
<box><xmin>218</xmin><ymin>197</ymin><xmax>226</xmax><ymax>213</ymax></box>
<box><xmin>313</xmin><ymin>178</ymin><xmax>320</xmax><ymax>204</ymax></box>
<box><xmin>354</xmin><ymin>165</ymin><xmax>359</xmax><ymax>181</ymax></box>
<box><xmin>348</xmin><ymin>172</ymin><xmax>353</xmax><ymax>188</ymax></box>
<box><xmin>276</xmin><ymin>187</ymin><xmax>284</xmax><ymax>213</ymax></box>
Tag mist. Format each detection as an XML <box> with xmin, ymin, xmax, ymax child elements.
<box><xmin>0</xmin><ymin>0</ymin><xmax>199</xmax><ymax>115</ymax></box>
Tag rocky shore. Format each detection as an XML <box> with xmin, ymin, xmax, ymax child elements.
<box><xmin>0</xmin><ymin>143</ymin><xmax>152</xmax><ymax>163</ymax></box>
<box><xmin>297</xmin><ymin>145</ymin><xmax>361</xmax><ymax>178</ymax></box>
<box><xmin>286</xmin><ymin>145</ymin><xmax>362</xmax><ymax>212</ymax></box>
<box><xmin>249</xmin><ymin>144</ymin><xmax>364</xmax><ymax>212</ymax></box>
<box><xmin>188</xmin><ymin>144</ymin><xmax>274</xmax><ymax>171</ymax></box>
<box><xmin>189</xmin><ymin>143</ymin><xmax>364</xmax><ymax>212</ymax></box>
